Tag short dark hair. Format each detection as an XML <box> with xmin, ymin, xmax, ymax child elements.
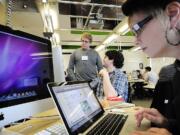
<box><xmin>105</xmin><ymin>50</ymin><xmax>124</xmax><ymax>68</ymax></box>
<box><xmin>145</xmin><ymin>66</ymin><xmax>151</xmax><ymax>71</ymax></box>
<box><xmin>122</xmin><ymin>0</ymin><xmax>180</xmax><ymax>16</ymax></box>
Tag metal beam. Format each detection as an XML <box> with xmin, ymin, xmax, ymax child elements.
<box><xmin>57</xmin><ymin>0</ymin><xmax>122</xmax><ymax>8</ymax></box>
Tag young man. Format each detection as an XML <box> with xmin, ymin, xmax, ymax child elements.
<box><xmin>67</xmin><ymin>33</ymin><xmax>103</xmax><ymax>81</ymax></box>
<box><xmin>143</xmin><ymin>66</ymin><xmax>158</xmax><ymax>85</ymax></box>
<box><xmin>122</xmin><ymin>0</ymin><xmax>180</xmax><ymax>135</ymax></box>
<box><xmin>95</xmin><ymin>50</ymin><xmax>128</xmax><ymax>102</ymax></box>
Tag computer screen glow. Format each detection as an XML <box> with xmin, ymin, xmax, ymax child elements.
<box><xmin>0</xmin><ymin>26</ymin><xmax>54</xmax><ymax>108</ymax></box>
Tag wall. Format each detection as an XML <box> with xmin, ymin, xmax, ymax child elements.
<box><xmin>62</xmin><ymin>49</ymin><xmax>175</xmax><ymax>76</ymax></box>
<box><xmin>149</xmin><ymin>57</ymin><xmax>175</xmax><ymax>74</ymax></box>
<box><xmin>62</xmin><ymin>49</ymin><xmax>148</xmax><ymax>73</ymax></box>
<box><xmin>122</xmin><ymin>50</ymin><xmax>148</xmax><ymax>73</ymax></box>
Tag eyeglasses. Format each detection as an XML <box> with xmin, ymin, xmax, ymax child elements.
<box><xmin>81</xmin><ymin>40</ymin><xmax>90</xmax><ymax>43</ymax></box>
<box><xmin>132</xmin><ymin>15</ymin><xmax>153</xmax><ymax>36</ymax></box>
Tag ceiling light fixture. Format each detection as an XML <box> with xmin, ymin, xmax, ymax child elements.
<box><xmin>103</xmin><ymin>34</ymin><xmax>118</xmax><ymax>44</ymax></box>
<box><xmin>95</xmin><ymin>44</ymin><xmax>106</xmax><ymax>51</ymax></box>
<box><xmin>42</xmin><ymin>0</ymin><xmax>48</xmax><ymax>3</ymax></box>
<box><xmin>117</xmin><ymin>23</ymin><xmax>130</xmax><ymax>35</ymax></box>
<box><xmin>131</xmin><ymin>46</ymin><xmax>141</xmax><ymax>52</ymax></box>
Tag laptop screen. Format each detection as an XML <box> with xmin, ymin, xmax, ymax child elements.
<box><xmin>49</xmin><ymin>82</ymin><xmax>104</xmax><ymax>135</ymax></box>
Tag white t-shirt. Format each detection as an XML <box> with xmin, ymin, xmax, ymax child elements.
<box><xmin>145</xmin><ymin>71</ymin><xmax>159</xmax><ymax>85</ymax></box>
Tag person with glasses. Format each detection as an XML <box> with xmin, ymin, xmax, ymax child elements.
<box><xmin>122</xmin><ymin>0</ymin><xmax>180</xmax><ymax>135</ymax></box>
<box><xmin>67</xmin><ymin>32</ymin><xmax>103</xmax><ymax>81</ymax></box>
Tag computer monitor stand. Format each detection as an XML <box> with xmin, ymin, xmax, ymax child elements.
<box><xmin>0</xmin><ymin>128</ymin><xmax>22</xmax><ymax>135</ymax></box>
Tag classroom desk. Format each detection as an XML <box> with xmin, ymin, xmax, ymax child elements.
<box><xmin>6</xmin><ymin>102</ymin><xmax>150</xmax><ymax>135</ymax></box>
<box><xmin>143</xmin><ymin>83</ymin><xmax>155</xmax><ymax>90</ymax></box>
<box><xmin>128</xmin><ymin>79</ymin><xmax>145</xmax><ymax>83</ymax></box>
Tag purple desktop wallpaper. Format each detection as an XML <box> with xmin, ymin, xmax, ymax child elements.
<box><xmin>0</xmin><ymin>32</ymin><xmax>48</xmax><ymax>95</ymax></box>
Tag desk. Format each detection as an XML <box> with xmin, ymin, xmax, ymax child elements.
<box><xmin>128</xmin><ymin>79</ymin><xmax>145</xmax><ymax>83</ymax></box>
<box><xmin>6</xmin><ymin>102</ymin><xmax>150</xmax><ymax>135</ymax></box>
<box><xmin>143</xmin><ymin>84</ymin><xmax>155</xmax><ymax>90</ymax></box>
<box><xmin>128</xmin><ymin>80</ymin><xmax>147</xmax><ymax>99</ymax></box>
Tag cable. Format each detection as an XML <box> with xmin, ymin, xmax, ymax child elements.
<box><xmin>29</xmin><ymin>115</ymin><xmax>60</xmax><ymax>120</ymax></box>
<box><xmin>6</xmin><ymin>0</ymin><xmax>14</xmax><ymax>28</ymax></box>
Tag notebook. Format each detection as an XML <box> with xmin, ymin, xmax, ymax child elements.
<box><xmin>47</xmin><ymin>81</ymin><xmax>127</xmax><ymax>135</ymax></box>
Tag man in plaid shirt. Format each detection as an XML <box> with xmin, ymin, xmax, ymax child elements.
<box><xmin>92</xmin><ymin>50</ymin><xmax>128</xmax><ymax>101</ymax></box>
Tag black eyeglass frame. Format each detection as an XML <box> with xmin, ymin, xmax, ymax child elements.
<box><xmin>132</xmin><ymin>15</ymin><xmax>153</xmax><ymax>36</ymax></box>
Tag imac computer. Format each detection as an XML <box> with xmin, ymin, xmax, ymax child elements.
<box><xmin>0</xmin><ymin>24</ymin><xmax>56</xmax><ymax>129</ymax></box>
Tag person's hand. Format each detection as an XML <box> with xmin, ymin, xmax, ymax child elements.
<box><xmin>131</xmin><ymin>128</ymin><xmax>172</xmax><ymax>135</ymax></box>
<box><xmin>99</xmin><ymin>68</ymin><xmax>108</xmax><ymax>78</ymax></box>
<box><xmin>135</xmin><ymin>108</ymin><xmax>167</xmax><ymax>127</ymax></box>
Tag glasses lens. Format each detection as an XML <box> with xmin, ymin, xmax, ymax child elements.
<box><xmin>82</xmin><ymin>40</ymin><xmax>89</xmax><ymax>43</ymax></box>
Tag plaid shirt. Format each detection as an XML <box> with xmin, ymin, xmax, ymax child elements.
<box><xmin>95</xmin><ymin>69</ymin><xmax>128</xmax><ymax>101</ymax></box>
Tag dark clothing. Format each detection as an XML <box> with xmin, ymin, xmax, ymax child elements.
<box><xmin>151</xmin><ymin>63</ymin><xmax>176</xmax><ymax>115</ymax></box>
<box><xmin>151</xmin><ymin>60</ymin><xmax>180</xmax><ymax>135</ymax></box>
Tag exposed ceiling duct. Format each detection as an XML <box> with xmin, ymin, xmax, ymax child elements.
<box><xmin>58</xmin><ymin>0</ymin><xmax>125</xmax><ymax>30</ymax></box>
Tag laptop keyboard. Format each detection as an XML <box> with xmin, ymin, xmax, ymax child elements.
<box><xmin>34</xmin><ymin>123</ymin><xmax>68</xmax><ymax>135</ymax></box>
<box><xmin>87</xmin><ymin>113</ymin><xmax>128</xmax><ymax>135</ymax></box>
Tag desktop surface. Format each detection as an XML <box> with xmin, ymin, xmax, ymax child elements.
<box><xmin>6</xmin><ymin>102</ymin><xmax>150</xmax><ymax>135</ymax></box>
<box><xmin>0</xmin><ymin>128</ymin><xmax>22</xmax><ymax>135</ymax></box>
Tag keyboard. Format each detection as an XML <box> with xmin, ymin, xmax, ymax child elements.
<box><xmin>87</xmin><ymin>113</ymin><xmax>128</xmax><ymax>135</ymax></box>
<box><xmin>34</xmin><ymin>123</ymin><xmax>68</xmax><ymax>135</ymax></box>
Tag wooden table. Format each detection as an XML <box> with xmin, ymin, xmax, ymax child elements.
<box><xmin>6</xmin><ymin>102</ymin><xmax>150</xmax><ymax>135</ymax></box>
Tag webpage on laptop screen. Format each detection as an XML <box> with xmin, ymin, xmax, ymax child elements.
<box><xmin>52</xmin><ymin>83</ymin><xmax>102</xmax><ymax>132</ymax></box>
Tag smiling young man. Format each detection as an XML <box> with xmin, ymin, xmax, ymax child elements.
<box><xmin>122</xmin><ymin>0</ymin><xmax>180</xmax><ymax>135</ymax></box>
<box><xmin>67</xmin><ymin>33</ymin><xmax>103</xmax><ymax>81</ymax></box>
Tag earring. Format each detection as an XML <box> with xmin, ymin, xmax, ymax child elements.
<box><xmin>165</xmin><ymin>27</ymin><xmax>180</xmax><ymax>46</ymax></box>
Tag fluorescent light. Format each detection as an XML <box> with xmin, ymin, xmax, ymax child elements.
<box><xmin>121</xmin><ymin>28</ymin><xmax>130</xmax><ymax>35</ymax></box>
<box><xmin>95</xmin><ymin>45</ymin><xmax>106</xmax><ymax>51</ymax></box>
<box><xmin>115</xmin><ymin>18</ymin><xmax>130</xmax><ymax>35</ymax></box>
<box><xmin>117</xmin><ymin>23</ymin><xmax>129</xmax><ymax>33</ymax></box>
<box><xmin>103</xmin><ymin>34</ymin><xmax>118</xmax><ymax>44</ymax></box>
<box><xmin>42</xmin><ymin>0</ymin><xmax>48</xmax><ymax>3</ymax></box>
<box><xmin>131</xmin><ymin>47</ymin><xmax>141</xmax><ymax>52</ymax></box>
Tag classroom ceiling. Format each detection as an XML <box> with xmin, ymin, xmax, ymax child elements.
<box><xmin>1</xmin><ymin>0</ymin><xmax>135</xmax><ymax>52</ymax></box>
<box><xmin>58</xmin><ymin>0</ymin><xmax>125</xmax><ymax>30</ymax></box>
<box><xmin>12</xmin><ymin>0</ymin><xmax>125</xmax><ymax>30</ymax></box>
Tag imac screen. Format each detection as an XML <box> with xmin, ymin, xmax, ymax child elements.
<box><xmin>0</xmin><ymin>25</ymin><xmax>54</xmax><ymax>108</ymax></box>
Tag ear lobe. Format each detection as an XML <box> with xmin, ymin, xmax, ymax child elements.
<box><xmin>166</xmin><ymin>2</ymin><xmax>180</xmax><ymax>28</ymax></box>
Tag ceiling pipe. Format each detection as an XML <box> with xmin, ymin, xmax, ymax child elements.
<box><xmin>57</xmin><ymin>0</ymin><xmax>122</xmax><ymax>8</ymax></box>
<box><xmin>70</xmin><ymin>15</ymin><xmax>122</xmax><ymax>21</ymax></box>
<box><xmin>83</xmin><ymin>4</ymin><xmax>95</xmax><ymax>30</ymax></box>
<box><xmin>55</xmin><ymin>28</ymin><xmax>112</xmax><ymax>32</ymax></box>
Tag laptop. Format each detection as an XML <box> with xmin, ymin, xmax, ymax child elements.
<box><xmin>47</xmin><ymin>81</ymin><xmax>128</xmax><ymax>135</ymax></box>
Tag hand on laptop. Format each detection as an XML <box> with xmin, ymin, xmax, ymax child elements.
<box><xmin>99</xmin><ymin>98</ymin><xmax>109</xmax><ymax>108</ymax></box>
<box><xmin>135</xmin><ymin>108</ymin><xmax>167</xmax><ymax>127</ymax></box>
<box><xmin>131</xmin><ymin>128</ymin><xmax>172</xmax><ymax>135</ymax></box>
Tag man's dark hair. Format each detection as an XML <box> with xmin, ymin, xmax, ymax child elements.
<box><xmin>122</xmin><ymin>0</ymin><xmax>180</xmax><ymax>16</ymax></box>
<box><xmin>145</xmin><ymin>66</ymin><xmax>151</xmax><ymax>72</ymax></box>
<box><xmin>105</xmin><ymin>50</ymin><xmax>124</xmax><ymax>68</ymax></box>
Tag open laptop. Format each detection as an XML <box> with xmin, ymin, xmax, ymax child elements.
<box><xmin>47</xmin><ymin>81</ymin><xmax>128</xmax><ymax>135</ymax></box>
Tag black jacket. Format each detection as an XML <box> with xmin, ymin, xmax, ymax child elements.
<box><xmin>151</xmin><ymin>60</ymin><xmax>180</xmax><ymax>135</ymax></box>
